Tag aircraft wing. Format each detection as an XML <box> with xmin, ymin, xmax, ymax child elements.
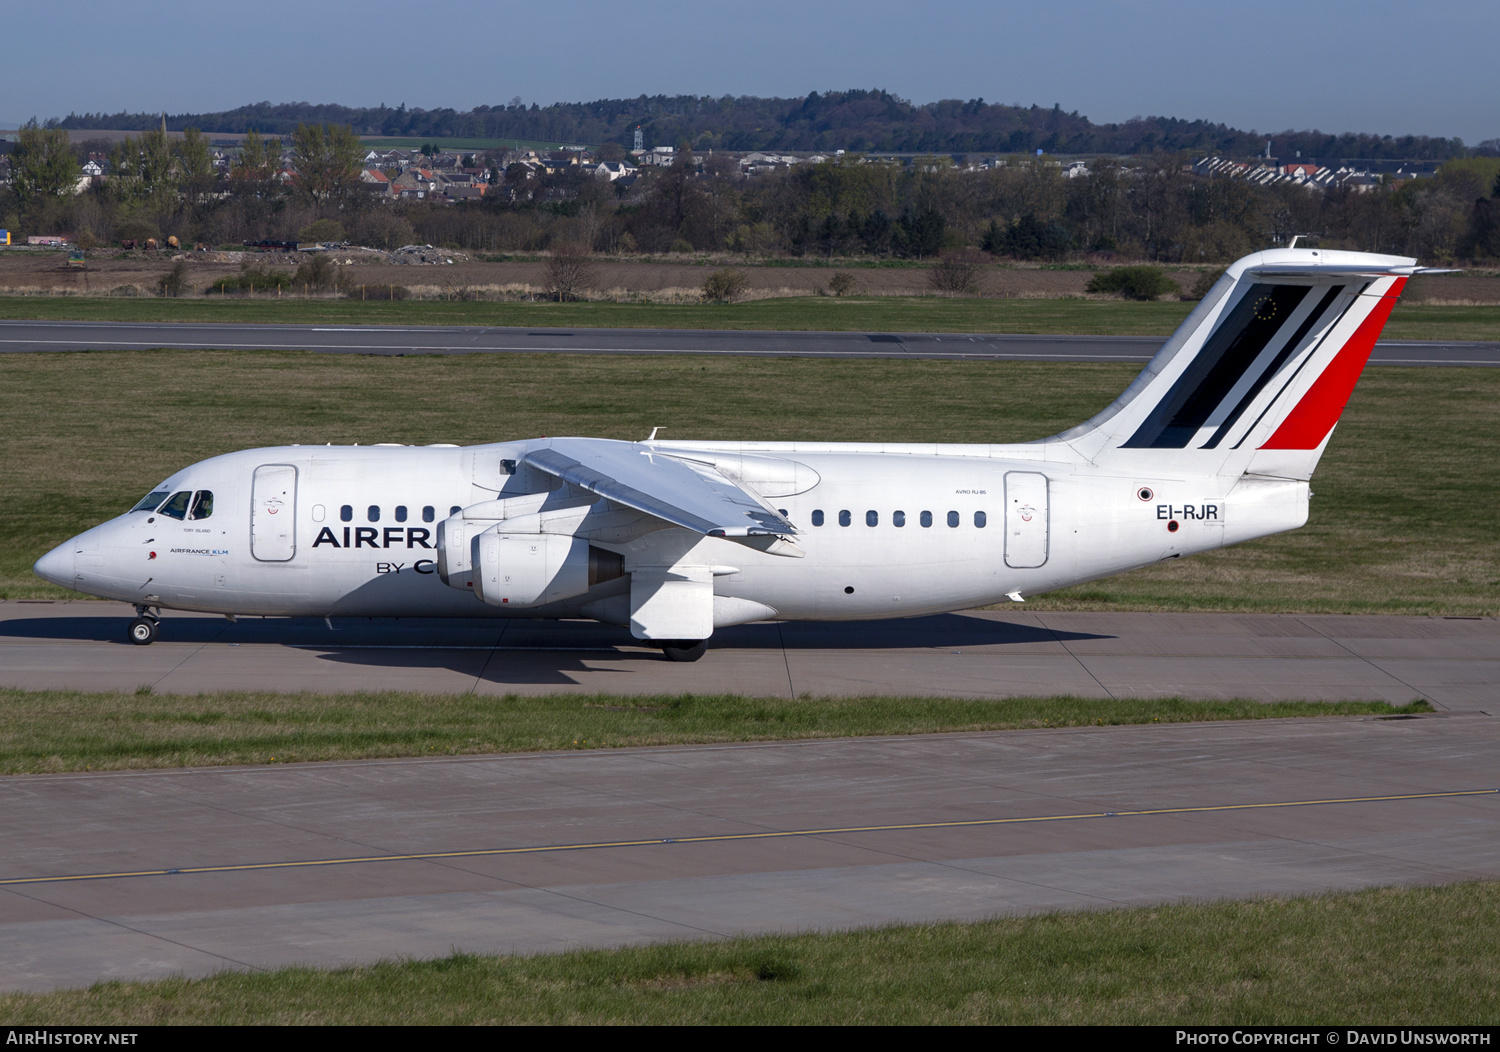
<box><xmin>523</xmin><ymin>439</ymin><xmax>804</xmax><ymax>556</ymax></box>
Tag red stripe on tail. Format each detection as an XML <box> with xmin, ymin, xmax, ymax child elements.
<box><xmin>1260</xmin><ymin>278</ymin><xmax>1406</xmax><ymax>450</ymax></box>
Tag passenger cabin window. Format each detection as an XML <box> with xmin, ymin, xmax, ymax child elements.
<box><xmin>340</xmin><ymin>505</ymin><xmax>353</xmax><ymax>522</ymax></box>
<box><xmin>920</xmin><ymin>511</ymin><xmax>933</xmax><ymax>528</ymax></box>
<box><xmin>974</xmin><ymin>511</ymin><xmax>987</xmax><ymax>528</ymax></box>
<box><xmin>838</xmin><ymin>510</ymin><xmax>851</xmax><ymax>527</ymax></box>
<box><xmin>132</xmin><ymin>490</ymin><xmax>171</xmax><ymax>513</ymax></box>
<box><xmin>811</xmin><ymin>510</ymin><xmax>824</xmax><ymax>527</ymax></box>
<box><xmin>189</xmin><ymin>491</ymin><xmax>214</xmax><ymax>520</ymax></box>
<box><xmin>395</xmin><ymin>506</ymin><xmax>408</xmax><ymax>523</ymax></box>
<box><xmin>367</xmin><ymin>505</ymin><xmax>380</xmax><ymax>522</ymax></box>
<box><xmin>866</xmin><ymin>510</ymin><xmax>878</xmax><ymax>527</ymax></box>
<box><xmin>947</xmin><ymin>511</ymin><xmax>960</xmax><ymax>528</ymax></box>
<box><xmin>422</xmin><ymin>506</ymin><xmax>435</xmax><ymax>523</ymax></box>
<box><xmin>157</xmin><ymin>491</ymin><xmax>192</xmax><ymax>521</ymax></box>
<box><xmin>893</xmin><ymin>510</ymin><xmax>906</xmax><ymax>527</ymax></box>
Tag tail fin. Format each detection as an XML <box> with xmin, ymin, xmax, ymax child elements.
<box><xmin>1054</xmin><ymin>248</ymin><xmax>1419</xmax><ymax>480</ymax></box>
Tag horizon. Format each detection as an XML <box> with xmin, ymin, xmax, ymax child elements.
<box><xmin>4</xmin><ymin>91</ymin><xmax>1489</xmax><ymax>157</ymax></box>
<box><xmin>1</xmin><ymin>1</ymin><xmax>1495</xmax><ymax>144</ymax></box>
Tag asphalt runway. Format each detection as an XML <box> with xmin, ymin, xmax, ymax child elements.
<box><xmin>2</xmin><ymin>603</ymin><xmax>1496</xmax><ymax>990</ymax></box>
<box><xmin>1</xmin><ymin>319</ymin><xmax>1497</xmax><ymax>364</ymax></box>
<box><xmin>3</xmin><ymin>714</ymin><xmax>1496</xmax><ymax>992</ymax></box>
<box><xmin>2</xmin><ymin>601</ymin><xmax>1496</xmax><ymax>710</ymax></box>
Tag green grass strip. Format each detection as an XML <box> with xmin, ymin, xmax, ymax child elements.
<box><xmin>4</xmin><ymin>353</ymin><xmax>1498</xmax><ymax>612</ymax></box>
<box><xmin>2</xmin><ymin>882</ymin><xmax>1494</xmax><ymax>1023</ymax></box>
<box><xmin>0</xmin><ymin>689</ymin><xmax>1432</xmax><ymax>774</ymax></box>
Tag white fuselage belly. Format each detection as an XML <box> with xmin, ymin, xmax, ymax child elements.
<box><xmin>60</xmin><ymin>441</ymin><xmax>1304</xmax><ymax>625</ymax></box>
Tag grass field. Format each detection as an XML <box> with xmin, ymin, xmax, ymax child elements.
<box><xmin>0</xmin><ymin>294</ymin><xmax>1495</xmax><ymax>340</ymax></box>
<box><xmin>0</xmin><ymin>689</ymin><xmax>1428</xmax><ymax>775</ymax></box>
<box><xmin>3</xmin><ymin>882</ymin><xmax>1494</xmax><ymax>1023</ymax></box>
<box><xmin>3</xmin><ymin>350</ymin><xmax>1497</xmax><ymax>612</ymax></box>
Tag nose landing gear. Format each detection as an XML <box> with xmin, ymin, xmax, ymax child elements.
<box><xmin>128</xmin><ymin>606</ymin><xmax>161</xmax><ymax>646</ymax></box>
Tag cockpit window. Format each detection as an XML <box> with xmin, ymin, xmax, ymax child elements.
<box><xmin>131</xmin><ymin>489</ymin><xmax>172</xmax><ymax>513</ymax></box>
<box><xmin>189</xmin><ymin>491</ymin><xmax>214</xmax><ymax>520</ymax></box>
<box><xmin>157</xmin><ymin>491</ymin><xmax>192</xmax><ymax>520</ymax></box>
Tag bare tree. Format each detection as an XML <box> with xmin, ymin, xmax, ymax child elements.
<box><xmin>702</xmin><ymin>268</ymin><xmax>749</xmax><ymax>302</ymax></box>
<box><xmin>927</xmin><ymin>249</ymin><xmax>987</xmax><ymax>295</ymax></box>
<box><xmin>543</xmin><ymin>243</ymin><xmax>598</xmax><ymax>301</ymax></box>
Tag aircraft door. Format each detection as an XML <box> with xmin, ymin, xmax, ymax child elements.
<box><xmin>251</xmin><ymin>464</ymin><xmax>298</xmax><ymax>562</ymax></box>
<box><xmin>1004</xmin><ymin>471</ymin><xmax>1049</xmax><ymax>568</ymax></box>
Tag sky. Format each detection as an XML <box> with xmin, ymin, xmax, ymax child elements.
<box><xmin>5</xmin><ymin>0</ymin><xmax>1496</xmax><ymax>143</ymax></box>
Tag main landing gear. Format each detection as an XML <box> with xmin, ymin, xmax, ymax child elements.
<box><xmin>658</xmin><ymin>639</ymin><xmax>708</xmax><ymax>662</ymax></box>
<box><xmin>128</xmin><ymin>606</ymin><xmax>160</xmax><ymax>646</ymax></box>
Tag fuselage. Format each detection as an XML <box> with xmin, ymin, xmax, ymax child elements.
<box><xmin>32</xmin><ymin>248</ymin><xmax>1420</xmax><ymax>650</ymax></box>
<box><xmin>35</xmin><ymin>437</ymin><xmax>1306</xmax><ymax>628</ymax></box>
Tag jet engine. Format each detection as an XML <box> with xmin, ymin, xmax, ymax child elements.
<box><xmin>436</xmin><ymin>498</ymin><xmax>625</xmax><ymax>608</ymax></box>
<box><xmin>473</xmin><ymin>532</ymin><xmax>587</xmax><ymax>608</ymax></box>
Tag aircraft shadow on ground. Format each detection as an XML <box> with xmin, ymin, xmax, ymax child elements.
<box><xmin>769</xmin><ymin>613</ymin><xmax>1108</xmax><ymax>650</ymax></box>
<box><xmin>302</xmin><ymin>613</ymin><xmax>1112</xmax><ymax>685</ymax></box>
<box><xmin>0</xmin><ymin>612</ymin><xmax>1111</xmax><ymax>687</ymax></box>
<box><xmin>0</xmin><ymin>615</ymin><xmax>233</xmax><ymax>644</ymax></box>
<box><xmin>0</xmin><ymin>612</ymin><xmax>1110</xmax><ymax>648</ymax></box>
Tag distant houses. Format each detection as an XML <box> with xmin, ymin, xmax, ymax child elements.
<box><xmin>1192</xmin><ymin>155</ymin><xmax>1423</xmax><ymax>192</ymax></box>
<box><xmin>0</xmin><ymin>129</ymin><xmax>1438</xmax><ymax>214</ymax></box>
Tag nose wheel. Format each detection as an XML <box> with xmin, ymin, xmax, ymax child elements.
<box><xmin>128</xmin><ymin>609</ymin><xmax>160</xmax><ymax>646</ymax></box>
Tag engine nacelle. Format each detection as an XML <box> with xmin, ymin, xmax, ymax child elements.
<box><xmin>435</xmin><ymin>516</ymin><xmax>495</xmax><ymax>591</ymax></box>
<box><xmin>437</xmin><ymin>492</ymin><xmax>598</xmax><ymax>593</ymax></box>
<box><xmin>474</xmin><ymin>531</ymin><xmax>591</xmax><ymax>608</ymax></box>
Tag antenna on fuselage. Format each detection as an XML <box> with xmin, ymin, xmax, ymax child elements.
<box><xmin>645</xmin><ymin>427</ymin><xmax>662</xmax><ymax>442</ymax></box>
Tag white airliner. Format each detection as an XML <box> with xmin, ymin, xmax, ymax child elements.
<box><xmin>35</xmin><ymin>248</ymin><xmax>1419</xmax><ymax>660</ymax></box>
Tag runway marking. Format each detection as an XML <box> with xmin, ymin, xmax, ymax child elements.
<box><xmin>4</xmin><ymin>788</ymin><xmax>1492</xmax><ymax>888</ymax></box>
<box><xmin>310</xmin><ymin>327</ymin><xmax>470</xmax><ymax>334</ymax></box>
<box><xmin>288</xmin><ymin>644</ymin><xmax>636</xmax><ymax>652</ymax></box>
<box><xmin>1367</xmin><ymin>358</ymin><xmax>1499</xmax><ymax>365</ymax></box>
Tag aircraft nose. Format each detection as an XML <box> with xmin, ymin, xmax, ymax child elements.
<box><xmin>33</xmin><ymin>541</ymin><xmax>75</xmax><ymax>588</ymax></box>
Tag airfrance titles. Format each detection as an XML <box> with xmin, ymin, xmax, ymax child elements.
<box><xmin>311</xmin><ymin>527</ymin><xmax>433</xmax><ymax>549</ymax></box>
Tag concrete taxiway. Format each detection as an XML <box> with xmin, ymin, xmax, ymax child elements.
<box><xmin>1</xmin><ymin>319</ymin><xmax>1496</xmax><ymax>365</ymax></box>
<box><xmin>1</xmin><ymin>601</ymin><xmax>1494</xmax><ymax>710</ymax></box>
<box><xmin>2</xmin><ymin>714</ymin><xmax>1496</xmax><ymax>992</ymax></box>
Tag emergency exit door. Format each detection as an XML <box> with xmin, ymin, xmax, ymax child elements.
<box><xmin>251</xmin><ymin>464</ymin><xmax>298</xmax><ymax>561</ymax></box>
<box><xmin>1004</xmin><ymin>471</ymin><xmax>1049</xmax><ymax>568</ymax></box>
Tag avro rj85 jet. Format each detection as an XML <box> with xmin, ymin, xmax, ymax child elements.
<box><xmin>35</xmin><ymin>248</ymin><xmax>1418</xmax><ymax>660</ymax></box>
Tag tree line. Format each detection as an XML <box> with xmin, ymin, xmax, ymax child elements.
<box><xmin>47</xmin><ymin>90</ymin><xmax>1492</xmax><ymax>161</ymax></box>
<box><xmin>5</xmin><ymin>123</ymin><xmax>1498</xmax><ymax>265</ymax></box>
